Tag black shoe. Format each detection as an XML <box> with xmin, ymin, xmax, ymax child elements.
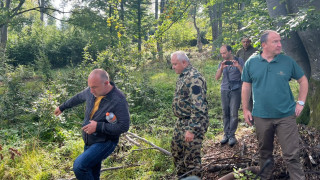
<box><xmin>228</xmin><ymin>137</ymin><xmax>237</xmax><ymax>146</ymax></box>
<box><xmin>220</xmin><ymin>135</ymin><xmax>229</xmax><ymax>144</ymax></box>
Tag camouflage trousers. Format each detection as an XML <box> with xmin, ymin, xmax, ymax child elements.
<box><xmin>171</xmin><ymin>128</ymin><xmax>204</xmax><ymax>178</ymax></box>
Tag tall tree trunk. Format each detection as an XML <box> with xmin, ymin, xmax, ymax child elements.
<box><xmin>192</xmin><ymin>4</ymin><xmax>202</xmax><ymax>52</ymax></box>
<box><xmin>286</xmin><ymin>0</ymin><xmax>320</xmax><ymax>81</ymax></box>
<box><xmin>0</xmin><ymin>24</ymin><xmax>8</xmax><ymax>49</ymax></box>
<box><xmin>0</xmin><ymin>0</ymin><xmax>10</xmax><ymax>49</ymax></box>
<box><xmin>218</xmin><ymin>2</ymin><xmax>223</xmax><ymax>36</ymax></box>
<box><xmin>208</xmin><ymin>2</ymin><xmax>218</xmax><ymax>53</ymax></box>
<box><xmin>266</xmin><ymin>0</ymin><xmax>311</xmax><ymax>79</ymax></box>
<box><xmin>286</xmin><ymin>0</ymin><xmax>320</xmax><ymax>128</ymax></box>
<box><xmin>155</xmin><ymin>0</ymin><xmax>158</xmax><ymax>20</ymax></box>
<box><xmin>237</xmin><ymin>2</ymin><xmax>245</xmax><ymax>30</ymax></box>
<box><xmin>155</xmin><ymin>0</ymin><xmax>163</xmax><ymax>61</ymax></box>
<box><xmin>109</xmin><ymin>4</ymin><xmax>113</xmax><ymax>35</ymax></box>
<box><xmin>156</xmin><ymin>0</ymin><xmax>165</xmax><ymax>61</ymax></box>
<box><xmin>120</xmin><ymin>0</ymin><xmax>125</xmax><ymax>22</ymax></box>
<box><xmin>39</xmin><ymin>0</ymin><xmax>45</xmax><ymax>22</ymax></box>
<box><xmin>266</xmin><ymin>0</ymin><xmax>320</xmax><ymax>128</ymax></box>
<box><xmin>109</xmin><ymin>3</ymin><xmax>115</xmax><ymax>47</ymax></box>
<box><xmin>137</xmin><ymin>0</ymin><xmax>142</xmax><ymax>53</ymax></box>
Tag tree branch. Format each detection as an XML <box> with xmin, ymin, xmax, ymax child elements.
<box><xmin>124</xmin><ymin>134</ymin><xmax>141</xmax><ymax>147</ymax></box>
<box><xmin>100</xmin><ymin>164</ymin><xmax>141</xmax><ymax>172</ymax></box>
<box><xmin>125</xmin><ymin>132</ymin><xmax>172</xmax><ymax>156</ymax></box>
<box><xmin>154</xmin><ymin>1</ymin><xmax>192</xmax><ymax>40</ymax></box>
<box><xmin>12</xmin><ymin>7</ymin><xmax>72</xmax><ymax>18</ymax></box>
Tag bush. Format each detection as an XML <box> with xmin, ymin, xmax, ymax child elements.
<box><xmin>7</xmin><ymin>23</ymin><xmax>89</xmax><ymax>68</ymax></box>
<box><xmin>0</xmin><ymin>65</ymin><xmax>41</xmax><ymax>124</ymax></box>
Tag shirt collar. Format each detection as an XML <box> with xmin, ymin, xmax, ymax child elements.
<box><xmin>180</xmin><ymin>64</ymin><xmax>192</xmax><ymax>77</ymax></box>
<box><xmin>258</xmin><ymin>53</ymin><xmax>279</xmax><ymax>63</ymax></box>
<box><xmin>103</xmin><ymin>81</ymin><xmax>116</xmax><ymax>98</ymax></box>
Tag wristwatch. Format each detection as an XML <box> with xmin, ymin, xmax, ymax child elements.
<box><xmin>297</xmin><ymin>100</ymin><xmax>305</xmax><ymax>106</ymax></box>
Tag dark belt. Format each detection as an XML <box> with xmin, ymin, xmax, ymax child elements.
<box><xmin>179</xmin><ymin>116</ymin><xmax>190</xmax><ymax>120</ymax></box>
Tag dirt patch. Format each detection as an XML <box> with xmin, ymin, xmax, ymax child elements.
<box><xmin>201</xmin><ymin>124</ymin><xmax>320</xmax><ymax>180</ymax></box>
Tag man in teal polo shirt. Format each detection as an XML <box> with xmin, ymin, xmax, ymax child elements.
<box><xmin>241</xmin><ymin>30</ymin><xmax>308</xmax><ymax>180</ymax></box>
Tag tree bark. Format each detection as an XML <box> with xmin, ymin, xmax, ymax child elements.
<box><xmin>286</xmin><ymin>0</ymin><xmax>320</xmax><ymax>81</ymax></box>
<box><xmin>207</xmin><ymin>2</ymin><xmax>218</xmax><ymax>53</ymax></box>
<box><xmin>192</xmin><ymin>4</ymin><xmax>202</xmax><ymax>52</ymax></box>
<box><xmin>155</xmin><ymin>0</ymin><xmax>158</xmax><ymax>20</ymax></box>
<box><xmin>266</xmin><ymin>0</ymin><xmax>320</xmax><ymax>128</ymax></box>
<box><xmin>120</xmin><ymin>0</ymin><xmax>125</xmax><ymax>22</ymax></box>
<box><xmin>39</xmin><ymin>0</ymin><xmax>45</xmax><ymax>22</ymax></box>
<box><xmin>266</xmin><ymin>0</ymin><xmax>311</xmax><ymax>79</ymax></box>
<box><xmin>218</xmin><ymin>2</ymin><xmax>223</xmax><ymax>36</ymax></box>
<box><xmin>0</xmin><ymin>0</ymin><xmax>10</xmax><ymax>49</ymax></box>
<box><xmin>156</xmin><ymin>0</ymin><xmax>165</xmax><ymax>61</ymax></box>
<box><xmin>287</xmin><ymin>0</ymin><xmax>320</xmax><ymax>127</ymax></box>
<box><xmin>137</xmin><ymin>0</ymin><xmax>142</xmax><ymax>52</ymax></box>
<box><xmin>237</xmin><ymin>2</ymin><xmax>245</xmax><ymax>30</ymax></box>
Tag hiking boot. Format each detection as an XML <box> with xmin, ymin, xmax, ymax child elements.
<box><xmin>228</xmin><ymin>137</ymin><xmax>237</xmax><ymax>147</ymax></box>
<box><xmin>220</xmin><ymin>135</ymin><xmax>229</xmax><ymax>145</ymax></box>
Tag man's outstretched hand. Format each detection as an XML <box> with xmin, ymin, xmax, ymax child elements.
<box><xmin>54</xmin><ymin>107</ymin><xmax>62</xmax><ymax>116</ymax></box>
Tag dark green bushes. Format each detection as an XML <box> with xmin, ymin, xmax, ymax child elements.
<box><xmin>7</xmin><ymin>24</ymin><xmax>89</xmax><ymax>68</ymax></box>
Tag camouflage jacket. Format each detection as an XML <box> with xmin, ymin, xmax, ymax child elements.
<box><xmin>172</xmin><ymin>64</ymin><xmax>209</xmax><ymax>134</ymax></box>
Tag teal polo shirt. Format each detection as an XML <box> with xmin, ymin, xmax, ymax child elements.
<box><xmin>241</xmin><ymin>54</ymin><xmax>304</xmax><ymax>118</ymax></box>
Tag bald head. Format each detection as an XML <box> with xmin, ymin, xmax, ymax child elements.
<box><xmin>88</xmin><ymin>69</ymin><xmax>109</xmax><ymax>83</ymax></box>
<box><xmin>88</xmin><ymin>69</ymin><xmax>112</xmax><ymax>97</ymax></box>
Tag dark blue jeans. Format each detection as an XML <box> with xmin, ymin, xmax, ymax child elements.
<box><xmin>73</xmin><ymin>140</ymin><xmax>118</xmax><ymax>180</ymax></box>
<box><xmin>221</xmin><ymin>88</ymin><xmax>241</xmax><ymax>138</ymax></box>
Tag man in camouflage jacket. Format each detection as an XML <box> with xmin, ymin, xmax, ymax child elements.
<box><xmin>170</xmin><ymin>51</ymin><xmax>209</xmax><ymax>178</ymax></box>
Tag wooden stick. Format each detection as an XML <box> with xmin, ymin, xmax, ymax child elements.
<box><xmin>125</xmin><ymin>132</ymin><xmax>172</xmax><ymax>156</ymax></box>
<box><xmin>100</xmin><ymin>164</ymin><xmax>141</xmax><ymax>172</ymax></box>
<box><xmin>131</xmin><ymin>147</ymin><xmax>157</xmax><ymax>152</ymax></box>
<box><xmin>124</xmin><ymin>134</ymin><xmax>141</xmax><ymax>147</ymax></box>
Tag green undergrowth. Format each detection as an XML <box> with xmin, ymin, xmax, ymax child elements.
<box><xmin>0</xmin><ymin>52</ymin><xmax>226</xmax><ymax>179</ymax></box>
<box><xmin>0</xmin><ymin>137</ymin><xmax>83</xmax><ymax>180</ymax></box>
<box><xmin>0</xmin><ymin>53</ymin><xmax>304</xmax><ymax>179</ymax></box>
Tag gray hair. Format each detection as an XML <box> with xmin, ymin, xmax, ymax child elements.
<box><xmin>89</xmin><ymin>69</ymin><xmax>109</xmax><ymax>82</ymax></box>
<box><xmin>260</xmin><ymin>30</ymin><xmax>278</xmax><ymax>44</ymax></box>
<box><xmin>171</xmin><ymin>51</ymin><xmax>190</xmax><ymax>62</ymax></box>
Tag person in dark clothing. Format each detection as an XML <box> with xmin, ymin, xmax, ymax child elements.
<box><xmin>236</xmin><ymin>37</ymin><xmax>258</xmax><ymax>111</ymax></box>
<box><xmin>236</xmin><ymin>37</ymin><xmax>258</xmax><ymax>62</ymax></box>
<box><xmin>54</xmin><ymin>69</ymin><xmax>130</xmax><ymax>180</ymax></box>
<box><xmin>215</xmin><ymin>45</ymin><xmax>244</xmax><ymax>147</ymax></box>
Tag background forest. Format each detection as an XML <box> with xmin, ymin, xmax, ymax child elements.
<box><xmin>0</xmin><ymin>0</ymin><xmax>319</xmax><ymax>179</ymax></box>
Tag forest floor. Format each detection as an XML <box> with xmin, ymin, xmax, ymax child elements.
<box><xmin>200</xmin><ymin>123</ymin><xmax>320</xmax><ymax>180</ymax></box>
